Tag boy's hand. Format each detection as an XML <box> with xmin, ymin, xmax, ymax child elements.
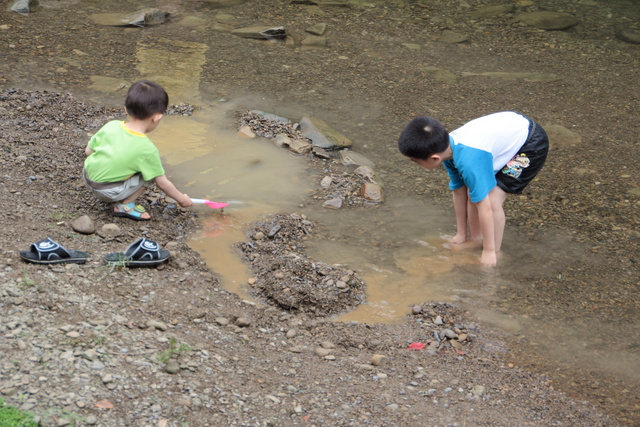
<box><xmin>177</xmin><ymin>194</ymin><xmax>193</xmax><ymax>208</ymax></box>
<box><xmin>480</xmin><ymin>250</ymin><xmax>497</xmax><ymax>267</ymax></box>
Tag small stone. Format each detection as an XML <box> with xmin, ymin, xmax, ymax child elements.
<box><xmin>286</xmin><ymin>329</ymin><xmax>297</xmax><ymax>338</ymax></box>
<box><xmin>320</xmin><ymin>176</ymin><xmax>332</xmax><ymax>189</ymax></box>
<box><xmin>100</xmin><ymin>223</ymin><xmax>120</xmax><ymax>237</ymax></box>
<box><xmin>370</xmin><ymin>354</ymin><xmax>388</xmax><ymax>366</ymax></box>
<box><xmin>361</xmin><ymin>183</ymin><xmax>384</xmax><ymax>202</ymax></box>
<box><xmin>235</xmin><ymin>317</ymin><xmax>251</xmax><ymax>327</ymax></box>
<box><xmin>434</xmin><ymin>316</ymin><xmax>444</xmax><ymax>325</ymax></box>
<box><xmin>322</xmin><ymin>197</ymin><xmax>343</xmax><ymax>209</ymax></box>
<box><xmin>215</xmin><ymin>317</ymin><xmax>230</xmax><ymax>326</ymax></box>
<box><xmin>71</xmin><ymin>215</ymin><xmax>96</xmax><ymax>234</ymax></box>
<box><xmin>315</xmin><ymin>347</ymin><xmax>330</xmax><ymax>357</ymax></box>
<box><xmin>146</xmin><ymin>320</ymin><xmax>167</xmax><ymax>331</ymax></box>
<box><xmin>165</xmin><ymin>361</ymin><xmax>180</xmax><ymax>374</ymax></box>
<box><xmin>412</xmin><ymin>305</ymin><xmax>423</xmax><ymax>315</ymax></box>
<box><xmin>238</xmin><ymin>125</ymin><xmax>256</xmax><ymax>138</ymax></box>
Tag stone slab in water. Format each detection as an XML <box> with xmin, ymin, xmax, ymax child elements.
<box><xmin>514</xmin><ymin>12</ymin><xmax>579</xmax><ymax>30</ymax></box>
<box><xmin>300</xmin><ymin>116</ymin><xmax>353</xmax><ymax>149</ymax></box>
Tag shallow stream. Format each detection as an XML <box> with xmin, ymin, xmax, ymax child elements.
<box><xmin>2</xmin><ymin>0</ymin><xmax>639</xmax><ymax>421</ymax></box>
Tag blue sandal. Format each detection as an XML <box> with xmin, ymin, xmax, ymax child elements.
<box><xmin>114</xmin><ymin>203</ymin><xmax>151</xmax><ymax>221</ymax></box>
<box><xmin>105</xmin><ymin>238</ymin><xmax>170</xmax><ymax>267</ymax></box>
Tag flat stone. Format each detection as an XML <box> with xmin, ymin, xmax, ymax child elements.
<box><xmin>301</xmin><ymin>35</ymin><xmax>327</xmax><ymax>48</ymax></box>
<box><xmin>361</xmin><ymin>183</ymin><xmax>384</xmax><ymax>203</ymax></box>
<box><xmin>544</xmin><ymin>124</ymin><xmax>581</xmax><ymax>150</ymax></box>
<box><xmin>469</xmin><ymin>4</ymin><xmax>514</xmax><ymax>19</ymax></box>
<box><xmin>437</xmin><ymin>30</ymin><xmax>469</xmax><ymax>44</ymax></box>
<box><xmin>616</xmin><ymin>29</ymin><xmax>640</xmax><ymax>44</ymax></box>
<box><xmin>300</xmin><ymin>116</ymin><xmax>352</xmax><ymax>149</ymax></box>
<box><xmin>339</xmin><ymin>150</ymin><xmax>375</xmax><ymax>168</ymax></box>
<box><xmin>514</xmin><ymin>12</ymin><xmax>579</xmax><ymax>30</ymax></box>
<box><xmin>306</xmin><ymin>23</ymin><xmax>327</xmax><ymax>36</ymax></box>
<box><xmin>288</xmin><ymin>139</ymin><xmax>312</xmax><ymax>155</ymax></box>
<box><xmin>322</xmin><ymin>197</ymin><xmax>343</xmax><ymax>209</ymax></box>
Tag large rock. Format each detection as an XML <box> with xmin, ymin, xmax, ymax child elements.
<box><xmin>300</xmin><ymin>117</ymin><xmax>353</xmax><ymax>149</ymax></box>
<box><xmin>514</xmin><ymin>12</ymin><xmax>579</xmax><ymax>31</ymax></box>
<box><xmin>231</xmin><ymin>26</ymin><xmax>286</xmax><ymax>40</ymax></box>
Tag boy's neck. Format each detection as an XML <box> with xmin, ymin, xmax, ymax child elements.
<box><xmin>124</xmin><ymin>117</ymin><xmax>153</xmax><ymax>134</ymax></box>
<box><xmin>440</xmin><ymin>146</ymin><xmax>453</xmax><ymax>161</ymax></box>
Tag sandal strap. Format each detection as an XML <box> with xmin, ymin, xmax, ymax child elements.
<box><xmin>31</xmin><ymin>238</ymin><xmax>71</xmax><ymax>261</ymax></box>
<box><xmin>124</xmin><ymin>238</ymin><xmax>161</xmax><ymax>261</ymax></box>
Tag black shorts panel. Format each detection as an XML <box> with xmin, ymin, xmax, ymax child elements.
<box><xmin>496</xmin><ymin>118</ymin><xmax>549</xmax><ymax>195</ymax></box>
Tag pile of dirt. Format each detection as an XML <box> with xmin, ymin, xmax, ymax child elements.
<box><xmin>234</xmin><ymin>213</ymin><xmax>367</xmax><ymax>316</ymax></box>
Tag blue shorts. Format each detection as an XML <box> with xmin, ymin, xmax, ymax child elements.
<box><xmin>496</xmin><ymin>118</ymin><xmax>549</xmax><ymax>194</ymax></box>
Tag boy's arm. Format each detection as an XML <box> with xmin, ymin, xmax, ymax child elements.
<box><xmin>475</xmin><ymin>196</ymin><xmax>497</xmax><ymax>266</ymax></box>
<box><xmin>451</xmin><ymin>186</ymin><xmax>469</xmax><ymax>243</ymax></box>
<box><xmin>154</xmin><ymin>175</ymin><xmax>193</xmax><ymax>208</ymax></box>
<box><xmin>85</xmin><ymin>145</ymin><xmax>94</xmax><ymax>156</ymax></box>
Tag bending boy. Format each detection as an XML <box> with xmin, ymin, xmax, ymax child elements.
<box><xmin>83</xmin><ymin>80</ymin><xmax>193</xmax><ymax>220</ymax></box>
<box><xmin>398</xmin><ymin>111</ymin><xmax>549</xmax><ymax>266</ymax></box>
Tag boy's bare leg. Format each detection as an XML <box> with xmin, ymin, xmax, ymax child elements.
<box><xmin>121</xmin><ymin>186</ymin><xmax>147</xmax><ymax>205</ymax></box>
<box><xmin>488</xmin><ymin>186</ymin><xmax>508</xmax><ymax>252</ymax></box>
<box><xmin>466</xmin><ymin>196</ymin><xmax>482</xmax><ymax>243</ymax></box>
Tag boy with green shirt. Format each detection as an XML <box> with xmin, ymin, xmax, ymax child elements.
<box><xmin>83</xmin><ymin>80</ymin><xmax>193</xmax><ymax>220</ymax></box>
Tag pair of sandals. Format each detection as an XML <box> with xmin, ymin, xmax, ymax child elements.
<box><xmin>19</xmin><ymin>237</ymin><xmax>170</xmax><ymax>267</ymax></box>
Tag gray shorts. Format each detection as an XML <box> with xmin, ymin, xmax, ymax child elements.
<box><xmin>83</xmin><ymin>168</ymin><xmax>153</xmax><ymax>203</ymax></box>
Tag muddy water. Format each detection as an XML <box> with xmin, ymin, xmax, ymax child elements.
<box><xmin>151</xmin><ymin>109</ymin><xmax>312</xmax><ymax>297</ymax></box>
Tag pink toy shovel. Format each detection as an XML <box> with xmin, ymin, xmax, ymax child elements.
<box><xmin>191</xmin><ymin>198</ymin><xmax>229</xmax><ymax>209</ymax></box>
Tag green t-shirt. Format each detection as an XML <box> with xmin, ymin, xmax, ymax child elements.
<box><xmin>84</xmin><ymin>120</ymin><xmax>165</xmax><ymax>182</ymax></box>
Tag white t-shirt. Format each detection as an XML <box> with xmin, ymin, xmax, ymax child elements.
<box><xmin>443</xmin><ymin>112</ymin><xmax>529</xmax><ymax>202</ymax></box>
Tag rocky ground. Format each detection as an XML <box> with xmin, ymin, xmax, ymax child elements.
<box><xmin>1</xmin><ymin>0</ymin><xmax>640</xmax><ymax>426</ymax></box>
<box><xmin>0</xmin><ymin>88</ymin><xmax>621</xmax><ymax>427</ymax></box>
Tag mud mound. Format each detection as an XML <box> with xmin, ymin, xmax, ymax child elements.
<box><xmin>234</xmin><ymin>213</ymin><xmax>366</xmax><ymax>316</ymax></box>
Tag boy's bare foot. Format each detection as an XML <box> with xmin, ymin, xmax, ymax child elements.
<box><xmin>448</xmin><ymin>239</ymin><xmax>483</xmax><ymax>252</ymax></box>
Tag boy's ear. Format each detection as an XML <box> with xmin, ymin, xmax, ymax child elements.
<box><xmin>151</xmin><ymin>112</ymin><xmax>164</xmax><ymax>123</ymax></box>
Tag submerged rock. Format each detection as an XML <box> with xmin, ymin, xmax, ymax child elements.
<box><xmin>513</xmin><ymin>12</ymin><xmax>579</xmax><ymax>31</ymax></box>
<box><xmin>615</xmin><ymin>29</ymin><xmax>640</xmax><ymax>45</ymax></box>
<box><xmin>469</xmin><ymin>4</ymin><xmax>514</xmax><ymax>19</ymax></box>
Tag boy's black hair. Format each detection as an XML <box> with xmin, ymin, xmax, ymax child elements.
<box><xmin>125</xmin><ymin>80</ymin><xmax>169</xmax><ymax>120</ymax></box>
<box><xmin>398</xmin><ymin>116</ymin><xmax>449</xmax><ymax>160</ymax></box>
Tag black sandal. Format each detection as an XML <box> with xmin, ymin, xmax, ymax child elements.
<box><xmin>104</xmin><ymin>238</ymin><xmax>170</xmax><ymax>267</ymax></box>
<box><xmin>20</xmin><ymin>238</ymin><xmax>89</xmax><ymax>264</ymax></box>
